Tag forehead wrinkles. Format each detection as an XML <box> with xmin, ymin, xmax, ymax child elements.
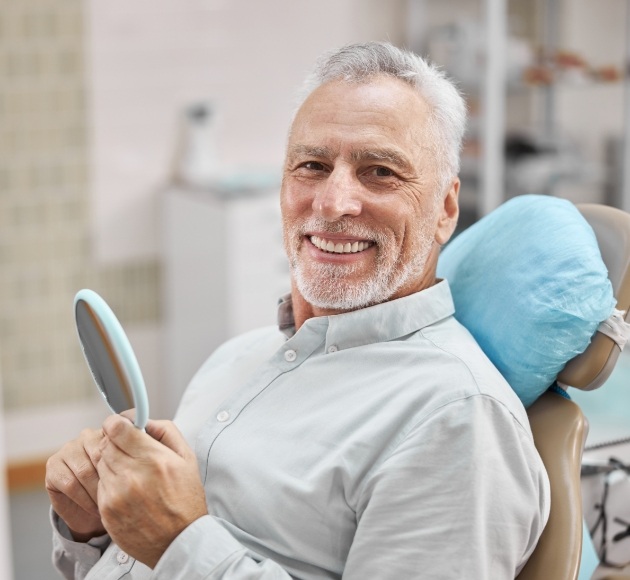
<box><xmin>287</xmin><ymin>117</ymin><xmax>435</xmax><ymax>165</ymax></box>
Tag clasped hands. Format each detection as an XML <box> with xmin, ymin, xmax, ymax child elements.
<box><xmin>45</xmin><ymin>413</ymin><xmax>208</xmax><ymax>569</ymax></box>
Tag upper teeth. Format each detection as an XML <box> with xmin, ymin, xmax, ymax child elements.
<box><xmin>310</xmin><ymin>236</ymin><xmax>371</xmax><ymax>254</ymax></box>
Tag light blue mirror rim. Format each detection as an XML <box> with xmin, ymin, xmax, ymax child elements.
<box><xmin>74</xmin><ymin>289</ymin><xmax>149</xmax><ymax>429</ymax></box>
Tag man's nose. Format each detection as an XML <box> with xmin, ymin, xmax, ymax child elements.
<box><xmin>312</xmin><ymin>167</ymin><xmax>362</xmax><ymax>221</ymax></box>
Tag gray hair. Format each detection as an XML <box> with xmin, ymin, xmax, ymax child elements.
<box><xmin>297</xmin><ymin>42</ymin><xmax>467</xmax><ymax>193</ymax></box>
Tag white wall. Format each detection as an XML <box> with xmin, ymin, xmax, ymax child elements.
<box><xmin>81</xmin><ymin>0</ymin><xmax>406</xmax><ymax>421</ymax></box>
<box><xmin>86</xmin><ymin>0</ymin><xmax>406</xmax><ymax>264</ymax></box>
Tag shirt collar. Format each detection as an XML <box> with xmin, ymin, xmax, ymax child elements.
<box><xmin>277</xmin><ymin>294</ymin><xmax>297</xmax><ymax>338</ymax></box>
<box><xmin>277</xmin><ymin>279</ymin><xmax>455</xmax><ymax>349</ymax></box>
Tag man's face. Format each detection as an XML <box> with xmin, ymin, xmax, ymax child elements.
<box><xmin>281</xmin><ymin>76</ymin><xmax>459</xmax><ymax>311</ymax></box>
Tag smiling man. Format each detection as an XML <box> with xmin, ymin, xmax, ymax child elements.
<box><xmin>282</xmin><ymin>72</ymin><xmax>458</xmax><ymax>323</ymax></box>
<box><xmin>47</xmin><ymin>42</ymin><xmax>549</xmax><ymax>580</ymax></box>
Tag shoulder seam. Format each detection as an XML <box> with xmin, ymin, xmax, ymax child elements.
<box><xmin>417</xmin><ymin>327</ymin><xmax>530</xmax><ymax>434</ymax></box>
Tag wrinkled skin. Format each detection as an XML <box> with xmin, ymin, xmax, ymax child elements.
<box><xmin>46</xmin><ymin>413</ymin><xmax>208</xmax><ymax>569</ymax></box>
<box><xmin>280</xmin><ymin>76</ymin><xmax>459</xmax><ymax>329</ymax></box>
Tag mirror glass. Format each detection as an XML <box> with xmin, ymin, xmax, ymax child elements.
<box><xmin>74</xmin><ymin>289</ymin><xmax>149</xmax><ymax>429</ymax></box>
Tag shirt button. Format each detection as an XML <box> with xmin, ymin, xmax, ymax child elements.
<box><xmin>327</xmin><ymin>345</ymin><xmax>338</xmax><ymax>353</ymax></box>
<box><xmin>216</xmin><ymin>410</ymin><xmax>230</xmax><ymax>422</ymax></box>
<box><xmin>284</xmin><ymin>349</ymin><xmax>297</xmax><ymax>362</ymax></box>
<box><xmin>116</xmin><ymin>551</ymin><xmax>129</xmax><ymax>564</ymax></box>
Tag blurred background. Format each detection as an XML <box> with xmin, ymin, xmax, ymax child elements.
<box><xmin>1</xmin><ymin>0</ymin><xmax>629</xmax><ymax>578</ymax></box>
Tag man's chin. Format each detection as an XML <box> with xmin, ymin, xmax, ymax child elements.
<box><xmin>290</xmin><ymin>253</ymin><xmax>407</xmax><ymax>310</ymax></box>
<box><xmin>300</xmin><ymin>294</ymin><xmax>377</xmax><ymax>312</ymax></box>
<box><xmin>295</xmin><ymin>275</ymin><xmax>390</xmax><ymax>311</ymax></box>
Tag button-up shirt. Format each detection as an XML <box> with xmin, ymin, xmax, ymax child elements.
<box><xmin>52</xmin><ymin>280</ymin><xmax>550</xmax><ymax>579</ymax></box>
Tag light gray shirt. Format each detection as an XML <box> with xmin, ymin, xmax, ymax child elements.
<box><xmin>52</xmin><ymin>280</ymin><xmax>550</xmax><ymax>579</ymax></box>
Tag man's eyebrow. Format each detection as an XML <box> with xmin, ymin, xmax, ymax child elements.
<box><xmin>350</xmin><ymin>148</ymin><xmax>413</xmax><ymax>172</ymax></box>
<box><xmin>287</xmin><ymin>144</ymin><xmax>337</xmax><ymax>160</ymax></box>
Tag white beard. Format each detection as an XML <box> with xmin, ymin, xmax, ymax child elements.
<box><xmin>283</xmin><ymin>215</ymin><xmax>436</xmax><ymax>311</ymax></box>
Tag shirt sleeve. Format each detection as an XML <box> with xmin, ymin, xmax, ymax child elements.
<box><xmin>51</xmin><ymin>394</ymin><xmax>549</xmax><ymax>579</ymax></box>
<box><xmin>50</xmin><ymin>509</ymin><xmax>112</xmax><ymax>580</ymax></box>
<box><xmin>342</xmin><ymin>394</ymin><xmax>550</xmax><ymax>579</ymax></box>
<box><xmin>152</xmin><ymin>515</ymin><xmax>294</xmax><ymax>579</ymax></box>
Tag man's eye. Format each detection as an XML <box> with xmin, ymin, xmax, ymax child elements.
<box><xmin>373</xmin><ymin>166</ymin><xmax>394</xmax><ymax>177</ymax></box>
<box><xmin>302</xmin><ymin>161</ymin><xmax>325</xmax><ymax>171</ymax></box>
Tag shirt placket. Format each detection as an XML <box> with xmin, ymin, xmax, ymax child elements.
<box><xmin>195</xmin><ymin>323</ymin><xmax>327</xmax><ymax>484</ymax></box>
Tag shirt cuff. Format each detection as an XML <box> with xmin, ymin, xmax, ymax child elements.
<box><xmin>152</xmin><ymin>515</ymin><xmax>247</xmax><ymax>579</ymax></box>
<box><xmin>52</xmin><ymin>509</ymin><xmax>109</xmax><ymax>547</ymax></box>
<box><xmin>51</xmin><ymin>508</ymin><xmax>111</xmax><ymax>580</ymax></box>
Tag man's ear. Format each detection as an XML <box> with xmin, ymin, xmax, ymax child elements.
<box><xmin>435</xmin><ymin>178</ymin><xmax>460</xmax><ymax>246</ymax></box>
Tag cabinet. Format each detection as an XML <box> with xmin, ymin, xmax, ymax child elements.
<box><xmin>161</xmin><ymin>187</ymin><xmax>289</xmax><ymax>416</ymax></box>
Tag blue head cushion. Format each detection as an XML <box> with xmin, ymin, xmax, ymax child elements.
<box><xmin>437</xmin><ymin>194</ymin><xmax>616</xmax><ymax>407</ymax></box>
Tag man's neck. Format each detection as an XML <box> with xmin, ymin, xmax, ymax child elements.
<box><xmin>290</xmin><ymin>290</ymin><xmax>347</xmax><ymax>332</ymax></box>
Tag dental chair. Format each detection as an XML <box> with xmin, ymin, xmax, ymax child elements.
<box><xmin>515</xmin><ymin>203</ymin><xmax>630</xmax><ymax>580</ymax></box>
<box><xmin>438</xmin><ymin>196</ymin><xmax>630</xmax><ymax>580</ymax></box>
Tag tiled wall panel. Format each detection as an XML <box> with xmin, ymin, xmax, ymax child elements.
<box><xmin>0</xmin><ymin>0</ymin><xmax>160</xmax><ymax>410</ymax></box>
<box><xmin>0</xmin><ymin>0</ymin><xmax>93</xmax><ymax>409</ymax></box>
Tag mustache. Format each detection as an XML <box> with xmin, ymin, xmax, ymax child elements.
<box><xmin>292</xmin><ymin>217</ymin><xmax>389</xmax><ymax>244</ymax></box>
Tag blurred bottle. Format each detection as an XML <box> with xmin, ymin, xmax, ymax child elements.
<box><xmin>171</xmin><ymin>101</ymin><xmax>220</xmax><ymax>189</ymax></box>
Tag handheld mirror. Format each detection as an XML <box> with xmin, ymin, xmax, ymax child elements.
<box><xmin>74</xmin><ymin>289</ymin><xmax>149</xmax><ymax>429</ymax></box>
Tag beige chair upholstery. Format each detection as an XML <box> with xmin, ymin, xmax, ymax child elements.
<box><xmin>559</xmin><ymin>204</ymin><xmax>630</xmax><ymax>391</ymax></box>
<box><xmin>517</xmin><ymin>203</ymin><xmax>630</xmax><ymax>580</ymax></box>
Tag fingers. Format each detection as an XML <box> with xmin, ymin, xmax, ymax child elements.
<box><xmin>46</xmin><ymin>461</ymin><xmax>99</xmax><ymax>517</ymax></box>
<box><xmin>83</xmin><ymin>427</ymin><xmax>104</xmax><ymax>467</ymax></box>
<box><xmin>98</xmin><ymin>416</ymin><xmax>178</xmax><ymax>475</ymax></box>
<box><xmin>45</xmin><ymin>429</ymin><xmax>104</xmax><ymax>518</ymax></box>
<box><xmin>119</xmin><ymin>408</ymin><xmax>137</xmax><ymax>424</ymax></box>
<box><xmin>102</xmin><ymin>414</ymin><xmax>192</xmax><ymax>460</ymax></box>
<box><xmin>101</xmin><ymin>414</ymin><xmax>143</xmax><ymax>458</ymax></box>
<box><xmin>144</xmin><ymin>419</ymin><xmax>192</xmax><ymax>458</ymax></box>
<box><xmin>97</xmin><ymin>417</ymin><xmax>196</xmax><ymax>500</ymax></box>
<box><xmin>94</xmin><ymin>417</ymin><xmax>207</xmax><ymax>568</ymax></box>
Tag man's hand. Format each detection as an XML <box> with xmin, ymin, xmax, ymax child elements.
<box><xmin>45</xmin><ymin>428</ymin><xmax>106</xmax><ymax>542</ymax></box>
<box><xmin>96</xmin><ymin>414</ymin><xmax>208</xmax><ymax>569</ymax></box>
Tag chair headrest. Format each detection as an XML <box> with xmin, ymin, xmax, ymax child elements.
<box><xmin>437</xmin><ymin>194</ymin><xmax>620</xmax><ymax>407</ymax></box>
<box><xmin>558</xmin><ymin>203</ymin><xmax>630</xmax><ymax>390</ymax></box>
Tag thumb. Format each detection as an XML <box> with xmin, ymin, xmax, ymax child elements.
<box><xmin>145</xmin><ymin>420</ymin><xmax>192</xmax><ymax>458</ymax></box>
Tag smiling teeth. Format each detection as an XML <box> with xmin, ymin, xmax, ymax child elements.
<box><xmin>310</xmin><ymin>236</ymin><xmax>371</xmax><ymax>254</ymax></box>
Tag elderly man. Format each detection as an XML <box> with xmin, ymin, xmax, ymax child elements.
<box><xmin>46</xmin><ymin>42</ymin><xmax>549</xmax><ymax>579</ymax></box>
